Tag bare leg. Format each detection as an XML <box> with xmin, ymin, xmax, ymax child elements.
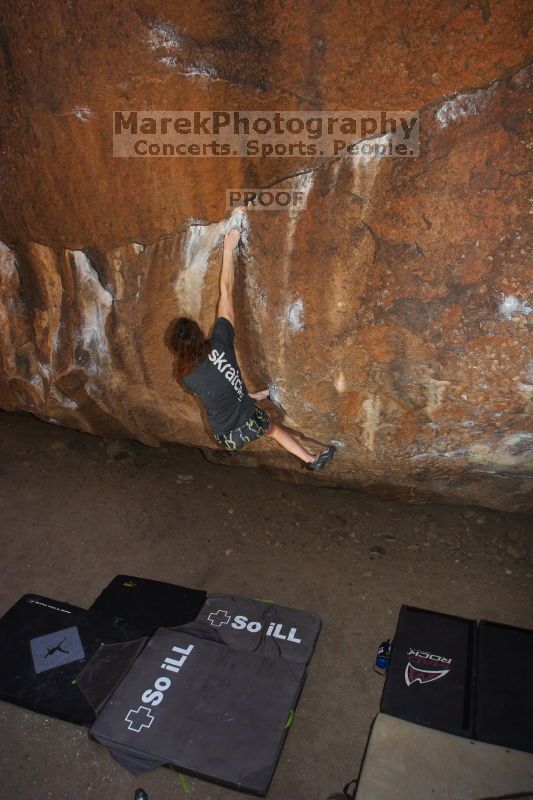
<box><xmin>267</xmin><ymin>422</ymin><xmax>314</xmax><ymax>464</ymax></box>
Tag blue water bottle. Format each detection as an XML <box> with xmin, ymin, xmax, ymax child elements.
<box><xmin>374</xmin><ymin>639</ymin><xmax>391</xmax><ymax>674</ymax></box>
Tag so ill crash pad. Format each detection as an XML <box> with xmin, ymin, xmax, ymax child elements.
<box><xmin>90</xmin><ymin>594</ymin><xmax>321</xmax><ymax>794</ymax></box>
<box><xmin>90</xmin><ymin>627</ymin><xmax>307</xmax><ymax>795</ymax></box>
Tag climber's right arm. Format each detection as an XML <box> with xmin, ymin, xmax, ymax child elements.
<box><xmin>217</xmin><ymin>227</ymin><xmax>240</xmax><ymax>326</ymax></box>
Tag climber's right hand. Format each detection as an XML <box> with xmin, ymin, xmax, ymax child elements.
<box><xmin>224</xmin><ymin>227</ymin><xmax>241</xmax><ymax>251</ymax></box>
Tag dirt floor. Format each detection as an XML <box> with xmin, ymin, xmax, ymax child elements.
<box><xmin>1</xmin><ymin>410</ymin><xmax>532</xmax><ymax>800</ymax></box>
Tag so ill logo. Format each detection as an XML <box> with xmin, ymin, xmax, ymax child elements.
<box><xmin>207</xmin><ymin>609</ymin><xmax>302</xmax><ymax>644</ymax></box>
<box><xmin>125</xmin><ymin>642</ymin><xmax>194</xmax><ymax>733</ymax></box>
<box><xmin>404</xmin><ymin>648</ymin><xmax>452</xmax><ymax>687</ymax></box>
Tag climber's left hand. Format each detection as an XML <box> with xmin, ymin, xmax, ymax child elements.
<box><xmin>250</xmin><ymin>388</ymin><xmax>269</xmax><ymax>401</ymax></box>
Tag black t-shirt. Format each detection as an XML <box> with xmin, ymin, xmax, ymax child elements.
<box><xmin>182</xmin><ymin>317</ymin><xmax>256</xmax><ymax>435</ymax></box>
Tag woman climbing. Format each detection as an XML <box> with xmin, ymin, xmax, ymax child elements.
<box><xmin>168</xmin><ymin>222</ymin><xmax>336</xmax><ymax>471</ymax></box>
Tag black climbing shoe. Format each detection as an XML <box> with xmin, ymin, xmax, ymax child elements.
<box><xmin>306</xmin><ymin>445</ymin><xmax>336</xmax><ymax>472</ymax></box>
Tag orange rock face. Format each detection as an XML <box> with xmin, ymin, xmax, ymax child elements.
<box><xmin>0</xmin><ymin>1</ymin><xmax>531</xmax><ymax>510</ymax></box>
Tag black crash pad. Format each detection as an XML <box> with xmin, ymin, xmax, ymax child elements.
<box><xmin>89</xmin><ymin>575</ymin><xmax>206</xmax><ymax>637</ymax></box>
<box><xmin>90</xmin><ymin>627</ymin><xmax>307</xmax><ymax>795</ymax></box>
<box><xmin>475</xmin><ymin>620</ymin><xmax>533</xmax><ymax>754</ymax></box>
<box><xmin>178</xmin><ymin>593</ymin><xmax>321</xmax><ymax>665</ymax></box>
<box><xmin>0</xmin><ymin>594</ymin><xmax>143</xmax><ymax>725</ymax></box>
<box><xmin>380</xmin><ymin>605</ymin><xmax>476</xmax><ymax>737</ymax></box>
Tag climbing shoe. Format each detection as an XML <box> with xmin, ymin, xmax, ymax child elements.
<box><xmin>306</xmin><ymin>445</ymin><xmax>336</xmax><ymax>472</ymax></box>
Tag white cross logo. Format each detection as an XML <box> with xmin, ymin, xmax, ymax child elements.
<box><xmin>207</xmin><ymin>609</ymin><xmax>231</xmax><ymax>627</ymax></box>
<box><xmin>125</xmin><ymin>706</ymin><xmax>155</xmax><ymax>733</ymax></box>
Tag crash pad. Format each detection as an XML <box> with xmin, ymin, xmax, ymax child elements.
<box><xmin>0</xmin><ymin>594</ymin><xmax>143</xmax><ymax>724</ymax></box>
<box><xmin>380</xmin><ymin>605</ymin><xmax>476</xmax><ymax>737</ymax></box>
<box><xmin>475</xmin><ymin>620</ymin><xmax>533</xmax><ymax>754</ymax></box>
<box><xmin>89</xmin><ymin>575</ymin><xmax>206</xmax><ymax>637</ymax></box>
<box><xmin>90</xmin><ymin>627</ymin><xmax>307</xmax><ymax>795</ymax></box>
<box><xmin>177</xmin><ymin>593</ymin><xmax>321</xmax><ymax>665</ymax></box>
<box><xmin>355</xmin><ymin>713</ymin><xmax>533</xmax><ymax>800</ymax></box>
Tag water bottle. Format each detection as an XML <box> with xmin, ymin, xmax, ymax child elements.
<box><xmin>374</xmin><ymin>639</ymin><xmax>391</xmax><ymax>674</ymax></box>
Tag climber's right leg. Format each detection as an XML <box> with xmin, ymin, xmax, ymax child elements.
<box><xmin>267</xmin><ymin>422</ymin><xmax>337</xmax><ymax>471</ymax></box>
<box><xmin>266</xmin><ymin>422</ymin><xmax>315</xmax><ymax>464</ymax></box>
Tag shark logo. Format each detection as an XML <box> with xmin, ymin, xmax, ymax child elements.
<box><xmin>45</xmin><ymin>637</ymin><xmax>69</xmax><ymax>658</ymax></box>
<box><xmin>405</xmin><ymin>662</ymin><xmax>450</xmax><ymax>686</ymax></box>
<box><xmin>30</xmin><ymin>626</ymin><xmax>85</xmax><ymax>674</ymax></box>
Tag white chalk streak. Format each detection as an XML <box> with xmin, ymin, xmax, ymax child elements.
<box><xmin>435</xmin><ymin>87</ymin><xmax>494</xmax><ymax>127</ymax></box>
<box><xmin>499</xmin><ymin>294</ymin><xmax>532</xmax><ymax>320</ymax></box>
<box><xmin>71</xmin><ymin>251</ymin><xmax>112</xmax><ymax>373</ymax></box>
<box><xmin>287</xmin><ymin>298</ymin><xmax>304</xmax><ymax>332</ymax></box>
<box><xmin>175</xmin><ymin>208</ymin><xmax>243</xmax><ymax>318</ymax></box>
<box><xmin>147</xmin><ymin>21</ymin><xmax>182</xmax><ymax>51</ymax></box>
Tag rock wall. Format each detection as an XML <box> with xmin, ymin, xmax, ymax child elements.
<box><xmin>0</xmin><ymin>1</ymin><xmax>531</xmax><ymax>511</ymax></box>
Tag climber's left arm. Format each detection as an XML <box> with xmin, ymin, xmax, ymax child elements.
<box><xmin>217</xmin><ymin>227</ymin><xmax>240</xmax><ymax>326</ymax></box>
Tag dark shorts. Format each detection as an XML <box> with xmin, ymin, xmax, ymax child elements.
<box><xmin>214</xmin><ymin>407</ymin><xmax>270</xmax><ymax>451</ymax></box>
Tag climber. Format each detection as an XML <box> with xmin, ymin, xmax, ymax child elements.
<box><xmin>167</xmin><ymin>222</ymin><xmax>336</xmax><ymax>471</ymax></box>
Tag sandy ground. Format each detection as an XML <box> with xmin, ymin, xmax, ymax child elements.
<box><xmin>0</xmin><ymin>410</ymin><xmax>532</xmax><ymax>800</ymax></box>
